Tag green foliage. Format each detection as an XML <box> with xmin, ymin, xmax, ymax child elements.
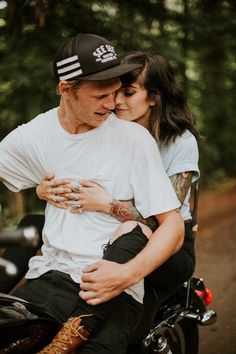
<box><xmin>0</xmin><ymin>0</ymin><xmax>235</xmax><ymax>214</ymax></box>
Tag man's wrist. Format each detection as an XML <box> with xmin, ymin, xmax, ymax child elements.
<box><xmin>122</xmin><ymin>261</ymin><xmax>143</xmax><ymax>286</ymax></box>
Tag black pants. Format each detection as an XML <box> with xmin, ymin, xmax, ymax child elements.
<box><xmin>10</xmin><ymin>223</ymin><xmax>148</xmax><ymax>354</ymax></box>
<box><xmin>81</xmin><ymin>222</ymin><xmax>195</xmax><ymax>354</ymax></box>
<box><xmin>127</xmin><ymin>221</ymin><xmax>195</xmax><ymax>352</ymax></box>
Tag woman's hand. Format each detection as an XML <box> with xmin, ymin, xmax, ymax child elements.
<box><xmin>36</xmin><ymin>173</ymin><xmax>72</xmax><ymax>209</ymax></box>
<box><xmin>65</xmin><ymin>179</ymin><xmax>112</xmax><ymax>214</ymax></box>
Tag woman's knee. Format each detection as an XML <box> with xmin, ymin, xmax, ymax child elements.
<box><xmin>111</xmin><ymin>221</ymin><xmax>152</xmax><ymax>243</ymax></box>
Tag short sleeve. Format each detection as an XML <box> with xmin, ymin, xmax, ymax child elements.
<box><xmin>160</xmin><ymin>131</ymin><xmax>200</xmax><ymax>183</ymax></box>
<box><xmin>130</xmin><ymin>134</ymin><xmax>180</xmax><ymax>218</ymax></box>
<box><xmin>0</xmin><ymin>127</ymin><xmax>40</xmax><ymax>191</ymax></box>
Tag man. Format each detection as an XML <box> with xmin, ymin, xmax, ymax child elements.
<box><xmin>0</xmin><ymin>33</ymin><xmax>184</xmax><ymax>353</ymax></box>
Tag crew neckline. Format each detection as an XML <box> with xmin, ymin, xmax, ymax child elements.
<box><xmin>53</xmin><ymin>107</ymin><xmax>114</xmax><ymax>140</ymax></box>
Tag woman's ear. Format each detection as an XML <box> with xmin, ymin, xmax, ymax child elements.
<box><xmin>149</xmin><ymin>93</ymin><xmax>160</xmax><ymax>107</ymax></box>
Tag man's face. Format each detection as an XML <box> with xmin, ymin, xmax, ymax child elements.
<box><xmin>67</xmin><ymin>79</ymin><xmax>121</xmax><ymax>130</ymax></box>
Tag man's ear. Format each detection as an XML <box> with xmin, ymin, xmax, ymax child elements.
<box><xmin>58</xmin><ymin>81</ymin><xmax>71</xmax><ymax>98</ymax></box>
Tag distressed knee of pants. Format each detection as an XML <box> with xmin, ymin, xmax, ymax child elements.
<box><xmin>103</xmin><ymin>225</ymin><xmax>148</xmax><ymax>264</ymax></box>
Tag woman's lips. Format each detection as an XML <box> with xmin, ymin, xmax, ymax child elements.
<box><xmin>115</xmin><ymin>108</ymin><xmax>128</xmax><ymax>115</ymax></box>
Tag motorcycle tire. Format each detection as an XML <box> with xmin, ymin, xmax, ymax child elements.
<box><xmin>149</xmin><ymin>318</ymin><xmax>199</xmax><ymax>354</ymax></box>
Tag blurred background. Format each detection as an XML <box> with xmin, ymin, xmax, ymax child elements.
<box><xmin>0</xmin><ymin>1</ymin><xmax>236</xmax><ymax>352</ymax></box>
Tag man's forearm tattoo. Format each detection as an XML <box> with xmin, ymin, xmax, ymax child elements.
<box><xmin>170</xmin><ymin>172</ymin><xmax>193</xmax><ymax>206</ymax></box>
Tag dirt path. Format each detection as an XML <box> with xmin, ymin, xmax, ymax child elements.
<box><xmin>195</xmin><ymin>179</ymin><xmax>236</xmax><ymax>354</ymax></box>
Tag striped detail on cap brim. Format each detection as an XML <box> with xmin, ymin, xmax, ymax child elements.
<box><xmin>56</xmin><ymin>55</ymin><xmax>82</xmax><ymax>80</ymax></box>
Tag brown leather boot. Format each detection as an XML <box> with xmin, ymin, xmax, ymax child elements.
<box><xmin>38</xmin><ymin>314</ymin><xmax>92</xmax><ymax>354</ymax></box>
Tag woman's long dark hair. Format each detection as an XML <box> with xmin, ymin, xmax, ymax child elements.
<box><xmin>121</xmin><ymin>52</ymin><xmax>200</xmax><ymax>146</ymax></box>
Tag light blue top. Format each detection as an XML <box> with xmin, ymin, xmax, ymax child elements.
<box><xmin>158</xmin><ymin>130</ymin><xmax>200</xmax><ymax>220</ymax></box>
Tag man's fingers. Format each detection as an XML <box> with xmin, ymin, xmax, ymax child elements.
<box><xmin>79</xmin><ymin>290</ymin><xmax>96</xmax><ymax>300</ymax></box>
<box><xmin>80</xmin><ymin>273</ymin><xmax>94</xmax><ymax>283</ymax></box>
<box><xmin>79</xmin><ymin>290</ymin><xmax>104</xmax><ymax>305</ymax></box>
<box><xmin>43</xmin><ymin>173</ymin><xmax>55</xmax><ymax>181</ymax></box>
<box><xmin>49</xmin><ymin>201</ymin><xmax>67</xmax><ymax>209</ymax></box>
<box><xmin>79</xmin><ymin>289</ymin><xmax>118</xmax><ymax>305</ymax></box>
<box><xmin>79</xmin><ymin>282</ymin><xmax>93</xmax><ymax>291</ymax></box>
<box><xmin>82</xmin><ymin>262</ymin><xmax>100</xmax><ymax>273</ymax></box>
<box><xmin>49</xmin><ymin>179</ymin><xmax>71</xmax><ymax>188</ymax></box>
<box><xmin>86</xmin><ymin>298</ymin><xmax>103</xmax><ymax>306</ymax></box>
<box><xmin>49</xmin><ymin>195</ymin><xmax>67</xmax><ymax>203</ymax></box>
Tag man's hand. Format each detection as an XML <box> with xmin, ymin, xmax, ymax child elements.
<box><xmin>36</xmin><ymin>173</ymin><xmax>72</xmax><ymax>208</ymax></box>
<box><xmin>79</xmin><ymin>260</ymin><xmax>134</xmax><ymax>305</ymax></box>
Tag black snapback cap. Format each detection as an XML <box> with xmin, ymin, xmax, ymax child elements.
<box><xmin>53</xmin><ymin>33</ymin><xmax>141</xmax><ymax>81</ymax></box>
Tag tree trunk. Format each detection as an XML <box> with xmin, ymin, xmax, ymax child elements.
<box><xmin>8</xmin><ymin>192</ymin><xmax>25</xmax><ymax>221</ymax></box>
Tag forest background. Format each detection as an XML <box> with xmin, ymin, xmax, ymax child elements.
<box><xmin>0</xmin><ymin>0</ymin><xmax>235</xmax><ymax>225</ymax></box>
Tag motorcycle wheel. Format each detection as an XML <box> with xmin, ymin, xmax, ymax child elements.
<box><xmin>149</xmin><ymin>318</ymin><xmax>199</xmax><ymax>354</ymax></box>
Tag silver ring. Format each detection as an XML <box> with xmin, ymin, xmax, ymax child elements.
<box><xmin>71</xmin><ymin>183</ymin><xmax>80</xmax><ymax>193</ymax></box>
<box><xmin>78</xmin><ymin>208</ymin><xmax>83</xmax><ymax>214</ymax></box>
<box><xmin>71</xmin><ymin>202</ymin><xmax>81</xmax><ymax>209</ymax></box>
<box><xmin>71</xmin><ymin>193</ymin><xmax>79</xmax><ymax>201</ymax></box>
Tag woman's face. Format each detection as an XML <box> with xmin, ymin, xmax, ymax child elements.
<box><xmin>115</xmin><ymin>79</ymin><xmax>154</xmax><ymax>128</ymax></box>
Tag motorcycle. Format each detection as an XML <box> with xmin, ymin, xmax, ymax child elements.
<box><xmin>0</xmin><ymin>185</ymin><xmax>217</xmax><ymax>353</ymax></box>
<box><xmin>141</xmin><ymin>276</ymin><xmax>216</xmax><ymax>354</ymax></box>
<box><xmin>139</xmin><ymin>181</ymin><xmax>217</xmax><ymax>354</ymax></box>
<box><xmin>0</xmin><ymin>226</ymin><xmax>61</xmax><ymax>353</ymax></box>
<box><xmin>0</xmin><ymin>228</ymin><xmax>217</xmax><ymax>354</ymax></box>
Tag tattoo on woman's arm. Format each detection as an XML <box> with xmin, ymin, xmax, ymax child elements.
<box><xmin>109</xmin><ymin>172</ymin><xmax>193</xmax><ymax>227</ymax></box>
<box><xmin>170</xmin><ymin>172</ymin><xmax>193</xmax><ymax>205</ymax></box>
<box><xmin>109</xmin><ymin>200</ymin><xmax>158</xmax><ymax>231</ymax></box>
<box><xmin>109</xmin><ymin>200</ymin><xmax>143</xmax><ymax>223</ymax></box>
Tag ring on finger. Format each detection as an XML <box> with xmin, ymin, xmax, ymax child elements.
<box><xmin>71</xmin><ymin>193</ymin><xmax>79</xmax><ymax>201</ymax></box>
<box><xmin>78</xmin><ymin>207</ymin><xmax>83</xmax><ymax>214</ymax></box>
<box><xmin>71</xmin><ymin>202</ymin><xmax>82</xmax><ymax>209</ymax></box>
<box><xmin>71</xmin><ymin>183</ymin><xmax>80</xmax><ymax>193</ymax></box>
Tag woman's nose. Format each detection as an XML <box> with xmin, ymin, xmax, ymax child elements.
<box><xmin>114</xmin><ymin>91</ymin><xmax>123</xmax><ymax>107</ymax></box>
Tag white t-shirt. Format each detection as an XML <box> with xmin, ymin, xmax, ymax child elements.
<box><xmin>158</xmin><ymin>130</ymin><xmax>199</xmax><ymax>220</ymax></box>
<box><xmin>0</xmin><ymin>108</ymin><xmax>180</xmax><ymax>301</ymax></box>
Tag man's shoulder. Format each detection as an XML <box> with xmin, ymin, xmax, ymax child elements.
<box><xmin>109</xmin><ymin>113</ymin><xmax>153</xmax><ymax>140</ymax></box>
<box><xmin>18</xmin><ymin>107</ymin><xmax>58</xmax><ymax>132</ymax></box>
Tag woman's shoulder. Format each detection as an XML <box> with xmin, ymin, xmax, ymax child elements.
<box><xmin>160</xmin><ymin>130</ymin><xmax>198</xmax><ymax>159</ymax></box>
<box><xmin>166</xmin><ymin>130</ymin><xmax>198</xmax><ymax>153</ymax></box>
<box><xmin>176</xmin><ymin>130</ymin><xmax>197</xmax><ymax>145</ymax></box>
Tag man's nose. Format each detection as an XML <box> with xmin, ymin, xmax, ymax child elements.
<box><xmin>103</xmin><ymin>95</ymin><xmax>115</xmax><ymax>111</ymax></box>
